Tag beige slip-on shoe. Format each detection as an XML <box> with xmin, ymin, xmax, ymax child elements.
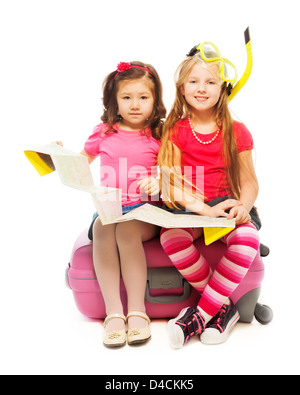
<box><xmin>127</xmin><ymin>311</ymin><xmax>151</xmax><ymax>345</ymax></box>
<box><xmin>103</xmin><ymin>313</ymin><xmax>127</xmax><ymax>348</ymax></box>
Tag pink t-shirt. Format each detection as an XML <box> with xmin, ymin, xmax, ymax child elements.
<box><xmin>84</xmin><ymin>123</ymin><xmax>160</xmax><ymax>206</ymax></box>
<box><xmin>171</xmin><ymin>119</ymin><xmax>254</xmax><ymax>201</ymax></box>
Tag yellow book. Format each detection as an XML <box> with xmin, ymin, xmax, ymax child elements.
<box><xmin>204</xmin><ymin>226</ymin><xmax>235</xmax><ymax>246</ymax></box>
<box><xmin>24</xmin><ymin>150</ymin><xmax>55</xmax><ymax>176</ymax></box>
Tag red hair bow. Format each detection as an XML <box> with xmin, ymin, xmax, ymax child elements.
<box><xmin>116</xmin><ymin>62</ymin><xmax>132</xmax><ymax>73</ymax></box>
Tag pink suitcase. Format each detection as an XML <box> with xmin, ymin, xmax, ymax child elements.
<box><xmin>66</xmin><ymin>230</ymin><xmax>273</xmax><ymax>324</ymax></box>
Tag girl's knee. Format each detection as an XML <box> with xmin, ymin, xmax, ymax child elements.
<box><xmin>227</xmin><ymin>223</ymin><xmax>260</xmax><ymax>251</ymax></box>
<box><xmin>115</xmin><ymin>222</ymin><xmax>142</xmax><ymax>245</ymax></box>
<box><xmin>93</xmin><ymin>218</ymin><xmax>115</xmax><ymax>240</ymax></box>
<box><xmin>160</xmin><ymin>228</ymin><xmax>194</xmax><ymax>250</ymax></box>
<box><xmin>93</xmin><ymin>217</ymin><xmax>104</xmax><ymax>239</ymax></box>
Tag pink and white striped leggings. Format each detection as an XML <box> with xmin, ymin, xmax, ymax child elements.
<box><xmin>160</xmin><ymin>224</ymin><xmax>260</xmax><ymax>317</ymax></box>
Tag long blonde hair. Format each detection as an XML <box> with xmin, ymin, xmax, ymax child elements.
<box><xmin>158</xmin><ymin>55</ymin><xmax>240</xmax><ymax>207</ymax></box>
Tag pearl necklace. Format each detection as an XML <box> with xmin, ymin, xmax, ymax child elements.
<box><xmin>188</xmin><ymin>116</ymin><xmax>220</xmax><ymax>145</ymax></box>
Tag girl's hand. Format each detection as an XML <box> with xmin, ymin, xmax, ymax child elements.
<box><xmin>53</xmin><ymin>141</ymin><xmax>63</xmax><ymax>147</ymax></box>
<box><xmin>208</xmin><ymin>199</ymin><xmax>242</xmax><ymax>218</ymax></box>
<box><xmin>137</xmin><ymin>177</ymin><xmax>160</xmax><ymax>196</ymax></box>
<box><xmin>227</xmin><ymin>205</ymin><xmax>251</xmax><ymax>225</ymax></box>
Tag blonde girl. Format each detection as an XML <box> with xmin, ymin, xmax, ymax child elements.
<box><xmin>158</xmin><ymin>44</ymin><xmax>261</xmax><ymax>348</ymax></box>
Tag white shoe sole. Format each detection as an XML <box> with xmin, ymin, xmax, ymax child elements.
<box><xmin>167</xmin><ymin>318</ymin><xmax>185</xmax><ymax>349</ymax></box>
<box><xmin>200</xmin><ymin>311</ymin><xmax>239</xmax><ymax>345</ymax></box>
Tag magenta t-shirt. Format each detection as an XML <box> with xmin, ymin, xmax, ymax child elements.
<box><xmin>171</xmin><ymin>119</ymin><xmax>254</xmax><ymax>201</ymax></box>
<box><xmin>84</xmin><ymin>123</ymin><xmax>160</xmax><ymax>206</ymax></box>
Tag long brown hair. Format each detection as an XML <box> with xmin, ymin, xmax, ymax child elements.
<box><xmin>158</xmin><ymin>55</ymin><xmax>240</xmax><ymax>206</ymax></box>
<box><xmin>101</xmin><ymin>61</ymin><xmax>166</xmax><ymax>139</ymax></box>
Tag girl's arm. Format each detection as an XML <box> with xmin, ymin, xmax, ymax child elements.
<box><xmin>227</xmin><ymin>150</ymin><xmax>259</xmax><ymax>224</ymax></box>
<box><xmin>80</xmin><ymin>149</ymin><xmax>97</xmax><ymax>165</ymax></box>
<box><xmin>162</xmin><ymin>143</ymin><xmax>240</xmax><ymax>217</ymax></box>
<box><xmin>237</xmin><ymin>150</ymin><xmax>259</xmax><ymax>211</ymax></box>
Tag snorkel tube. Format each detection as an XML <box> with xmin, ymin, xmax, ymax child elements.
<box><xmin>228</xmin><ymin>27</ymin><xmax>252</xmax><ymax>102</ymax></box>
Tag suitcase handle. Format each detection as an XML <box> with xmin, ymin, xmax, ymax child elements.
<box><xmin>145</xmin><ymin>268</ymin><xmax>191</xmax><ymax>304</ymax></box>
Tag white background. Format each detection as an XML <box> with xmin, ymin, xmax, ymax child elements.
<box><xmin>1</xmin><ymin>0</ymin><xmax>299</xmax><ymax>375</ymax></box>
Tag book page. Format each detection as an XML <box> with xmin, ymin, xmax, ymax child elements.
<box><xmin>25</xmin><ymin>143</ymin><xmax>94</xmax><ymax>191</ymax></box>
<box><xmin>25</xmin><ymin>143</ymin><xmax>123</xmax><ymax>223</ymax></box>
<box><xmin>111</xmin><ymin>203</ymin><xmax>235</xmax><ymax>229</ymax></box>
<box><xmin>25</xmin><ymin>143</ymin><xmax>235</xmax><ymax>242</ymax></box>
<box><xmin>51</xmin><ymin>154</ymin><xmax>94</xmax><ymax>191</ymax></box>
<box><xmin>91</xmin><ymin>186</ymin><xmax>122</xmax><ymax>224</ymax></box>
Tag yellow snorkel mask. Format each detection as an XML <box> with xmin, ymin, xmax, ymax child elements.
<box><xmin>195</xmin><ymin>42</ymin><xmax>238</xmax><ymax>84</ymax></box>
<box><xmin>187</xmin><ymin>27</ymin><xmax>252</xmax><ymax>101</ymax></box>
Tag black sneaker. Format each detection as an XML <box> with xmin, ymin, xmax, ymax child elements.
<box><xmin>167</xmin><ymin>307</ymin><xmax>205</xmax><ymax>348</ymax></box>
<box><xmin>200</xmin><ymin>300</ymin><xmax>239</xmax><ymax>345</ymax></box>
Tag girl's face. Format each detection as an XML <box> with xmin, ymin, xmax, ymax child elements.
<box><xmin>116</xmin><ymin>78</ymin><xmax>155</xmax><ymax>130</ymax></box>
<box><xmin>182</xmin><ymin>62</ymin><xmax>221</xmax><ymax>114</ymax></box>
